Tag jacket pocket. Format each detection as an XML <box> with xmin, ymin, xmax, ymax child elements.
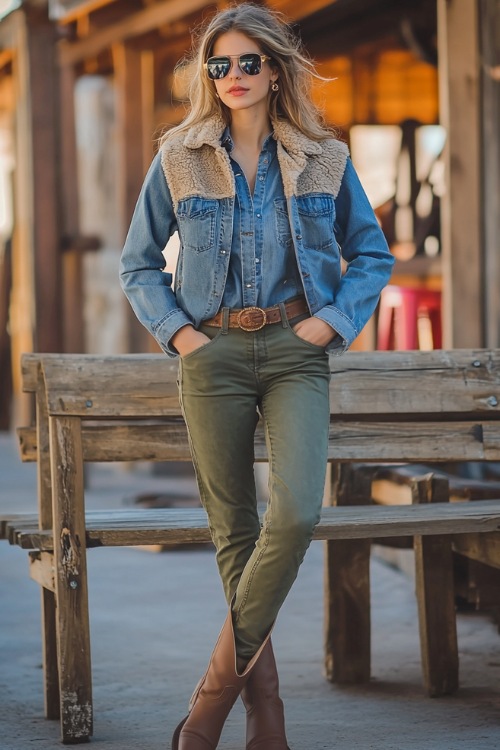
<box><xmin>177</xmin><ymin>198</ymin><xmax>218</xmax><ymax>253</ymax></box>
<box><xmin>297</xmin><ymin>195</ymin><xmax>335</xmax><ymax>251</ymax></box>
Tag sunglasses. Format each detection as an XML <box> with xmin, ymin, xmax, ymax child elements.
<box><xmin>204</xmin><ymin>53</ymin><xmax>271</xmax><ymax>80</ymax></box>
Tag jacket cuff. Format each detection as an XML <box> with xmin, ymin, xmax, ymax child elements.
<box><xmin>314</xmin><ymin>306</ymin><xmax>359</xmax><ymax>356</ymax></box>
<box><xmin>153</xmin><ymin>309</ymin><xmax>193</xmax><ymax>357</ymax></box>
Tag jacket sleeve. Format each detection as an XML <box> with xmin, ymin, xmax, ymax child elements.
<box><xmin>119</xmin><ymin>151</ymin><xmax>192</xmax><ymax>356</ymax></box>
<box><xmin>314</xmin><ymin>158</ymin><xmax>395</xmax><ymax>354</ymax></box>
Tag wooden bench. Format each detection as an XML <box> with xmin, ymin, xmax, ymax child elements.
<box><xmin>7</xmin><ymin>349</ymin><xmax>500</xmax><ymax>744</ymax></box>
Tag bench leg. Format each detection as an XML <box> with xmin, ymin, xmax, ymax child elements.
<box><xmin>50</xmin><ymin>415</ymin><xmax>93</xmax><ymax>743</ymax></box>
<box><xmin>324</xmin><ymin>464</ymin><xmax>372</xmax><ymax>683</ymax></box>
<box><xmin>35</xmin><ymin>372</ymin><xmax>60</xmax><ymax>718</ymax></box>
<box><xmin>324</xmin><ymin>539</ymin><xmax>371</xmax><ymax>682</ymax></box>
<box><xmin>412</xmin><ymin>475</ymin><xmax>459</xmax><ymax>696</ymax></box>
<box><xmin>41</xmin><ymin>587</ymin><xmax>60</xmax><ymax>719</ymax></box>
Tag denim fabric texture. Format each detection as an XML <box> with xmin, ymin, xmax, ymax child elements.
<box><xmin>119</xmin><ymin>120</ymin><xmax>394</xmax><ymax>356</ymax></box>
<box><xmin>220</xmin><ymin>128</ymin><xmax>304</xmax><ymax>308</ymax></box>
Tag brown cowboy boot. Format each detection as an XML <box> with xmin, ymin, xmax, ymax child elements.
<box><xmin>172</xmin><ymin>605</ymin><xmax>272</xmax><ymax>750</ymax></box>
<box><xmin>241</xmin><ymin>639</ymin><xmax>290</xmax><ymax>750</ymax></box>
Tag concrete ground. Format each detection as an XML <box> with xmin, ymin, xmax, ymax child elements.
<box><xmin>1</xmin><ymin>431</ymin><xmax>500</xmax><ymax>750</ymax></box>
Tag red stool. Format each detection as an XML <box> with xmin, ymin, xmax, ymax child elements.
<box><xmin>377</xmin><ymin>285</ymin><xmax>442</xmax><ymax>350</ymax></box>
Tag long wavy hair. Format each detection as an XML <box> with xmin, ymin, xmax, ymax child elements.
<box><xmin>161</xmin><ymin>2</ymin><xmax>334</xmax><ymax>144</ymax></box>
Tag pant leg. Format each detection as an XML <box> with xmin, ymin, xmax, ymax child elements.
<box><xmin>232</xmin><ymin>321</ymin><xmax>331</xmax><ymax>660</ymax></box>
<box><xmin>178</xmin><ymin>326</ymin><xmax>261</xmax><ymax>602</ymax></box>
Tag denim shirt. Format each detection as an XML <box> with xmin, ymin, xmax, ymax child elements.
<box><xmin>221</xmin><ymin>129</ymin><xmax>303</xmax><ymax>308</ymax></box>
<box><xmin>120</xmin><ymin>119</ymin><xmax>395</xmax><ymax>357</ymax></box>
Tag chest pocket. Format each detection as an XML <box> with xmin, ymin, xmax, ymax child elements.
<box><xmin>177</xmin><ymin>197</ymin><xmax>218</xmax><ymax>253</ymax></box>
<box><xmin>297</xmin><ymin>195</ymin><xmax>335</xmax><ymax>251</ymax></box>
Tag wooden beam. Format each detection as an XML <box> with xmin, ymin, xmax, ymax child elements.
<box><xmin>113</xmin><ymin>41</ymin><xmax>155</xmax><ymax>351</ymax></box>
<box><xmin>437</xmin><ymin>0</ymin><xmax>483</xmax><ymax>347</ymax></box>
<box><xmin>14</xmin><ymin>418</ymin><xmax>500</xmax><ymax>465</ymax></box>
<box><xmin>7</xmin><ymin>8</ymin><xmax>64</xmax><ymax>356</ymax></box>
<box><xmin>413</xmin><ymin>475</ymin><xmax>459</xmax><ymax>696</ymax></box>
<box><xmin>29</xmin><ymin>550</ymin><xmax>56</xmax><ymax>592</ymax></box>
<box><xmin>9</xmin><ymin>11</ymin><xmax>35</xmax><ymax>423</ymax></box>
<box><xmin>453</xmin><ymin>532</ymin><xmax>500</xmax><ymax>570</ymax></box>
<box><xmin>59</xmin><ymin>0</ymin><xmax>215</xmax><ymax>66</ymax></box>
<box><xmin>57</xmin><ymin>0</ymin><xmax>121</xmax><ymax>26</ymax></box>
<box><xmin>60</xmin><ymin>64</ymin><xmax>85</xmax><ymax>353</ymax></box>
<box><xmin>12</xmin><ymin>500</ymin><xmax>500</xmax><ymax>550</ymax></box>
<box><xmin>49</xmin><ymin>415</ymin><xmax>93</xmax><ymax>742</ymax></box>
<box><xmin>324</xmin><ymin>464</ymin><xmax>372</xmax><ymax>684</ymax></box>
<box><xmin>269</xmin><ymin>0</ymin><xmax>339</xmax><ymax>22</ymax></box>
<box><xmin>479</xmin><ymin>0</ymin><xmax>500</xmax><ymax>347</ymax></box>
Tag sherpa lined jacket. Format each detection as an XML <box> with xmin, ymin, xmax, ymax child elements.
<box><xmin>119</xmin><ymin>114</ymin><xmax>394</xmax><ymax>356</ymax></box>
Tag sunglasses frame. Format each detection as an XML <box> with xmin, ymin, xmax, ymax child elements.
<box><xmin>204</xmin><ymin>53</ymin><xmax>271</xmax><ymax>80</ymax></box>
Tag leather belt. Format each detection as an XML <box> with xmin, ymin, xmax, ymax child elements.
<box><xmin>204</xmin><ymin>298</ymin><xmax>309</xmax><ymax>332</ymax></box>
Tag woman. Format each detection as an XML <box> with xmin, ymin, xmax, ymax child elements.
<box><xmin>120</xmin><ymin>4</ymin><xmax>394</xmax><ymax>748</ymax></box>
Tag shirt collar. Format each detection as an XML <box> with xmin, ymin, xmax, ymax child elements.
<box><xmin>221</xmin><ymin>126</ymin><xmax>277</xmax><ymax>156</ymax></box>
<box><xmin>184</xmin><ymin>114</ymin><xmax>322</xmax><ymax>157</ymax></box>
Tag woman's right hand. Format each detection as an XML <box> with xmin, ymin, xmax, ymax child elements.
<box><xmin>172</xmin><ymin>325</ymin><xmax>211</xmax><ymax>357</ymax></box>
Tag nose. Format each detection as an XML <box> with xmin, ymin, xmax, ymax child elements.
<box><xmin>228</xmin><ymin>59</ymin><xmax>242</xmax><ymax>77</ymax></box>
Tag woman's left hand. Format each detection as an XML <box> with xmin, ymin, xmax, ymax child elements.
<box><xmin>292</xmin><ymin>317</ymin><xmax>337</xmax><ymax>347</ymax></box>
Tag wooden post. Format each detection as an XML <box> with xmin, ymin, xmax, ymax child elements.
<box><xmin>437</xmin><ymin>0</ymin><xmax>483</xmax><ymax>348</ymax></box>
<box><xmin>324</xmin><ymin>464</ymin><xmax>372</xmax><ymax>683</ymax></box>
<box><xmin>113</xmin><ymin>41</ymin><xmax>154</xmax><ymax>352</ymax></box>
<box><xmin>22</xmin><ymin>7</ymin><xmax>63</xmax><ymax>353</ymax></box>
<box><xmin>413</xmin><ymin>474</ymin><xmax>459</xmax><ymax>696</ymax></box>
<box><xmin>479</xmin><ymin>0</ymin><xmax>500</xmax><ymax>348</ymax></box>
<box><xmin>49</xmin><ymin>414</ymin><xmax>93</xmax><ymax>742</ymax></box>
<box><xmin>36</xmin><ymin>365</ymin><xmax>60</xmax><ymax>719</ymax></box>
<box><xmin>60</xmin><ymin>64</ymin><xmax>85</xmax><ymax>354</ymax></box>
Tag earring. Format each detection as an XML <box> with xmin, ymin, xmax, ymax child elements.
<box><xmin>271</xmin><ymin>81</ymin><xmax>279</xmax><ymax>92</ymax></box>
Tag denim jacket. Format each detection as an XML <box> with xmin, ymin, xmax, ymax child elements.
<box><xmin>120</xmin><ymin>115</ymin><xmax>394</xmax><ymax>356</ymax></box>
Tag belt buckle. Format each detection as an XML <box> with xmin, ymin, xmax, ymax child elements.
<box><xmin>237</xmin><ymin>306</ymin><xmax>267</xmax><ymax>332</ymax></box>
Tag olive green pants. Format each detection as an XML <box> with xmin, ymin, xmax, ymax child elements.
<box><xmin>178</xmin><ymin>305</ymin><xmax>331</xmax><ymax>661</ymax></box>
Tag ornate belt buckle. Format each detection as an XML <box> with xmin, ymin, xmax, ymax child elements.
<box><xmin>237</xmin><ymin>306</ymin><xmax>267</xmax><ymax>331</ymax></box>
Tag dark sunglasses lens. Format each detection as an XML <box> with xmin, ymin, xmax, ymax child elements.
<box><xmin>239</xmin><ymin>54</ymin><xmax>263</xmax><ymax>75</ymax></box>
<box><xmin>206</xmin><ymin>57</ymin><xmax>231</xmax><ymax>79</ymax></box>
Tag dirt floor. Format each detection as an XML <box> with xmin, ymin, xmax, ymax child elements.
<box><xmin>1</xmin><ymin>432</ymin><xmax>500</xmax><ymax>750</ymax></box>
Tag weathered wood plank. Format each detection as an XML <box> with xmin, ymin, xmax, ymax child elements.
<box><xmin>17</xmin><ymin>425</ymin><xmax>37</xmax><ymax>460</ymax></box>
<box><xmin>1</xmin><ymin>514</ymin><xmax>31</xmax><ymax>540</ymax></box>
<box><xmin>49</xmin><ymin>416</ymin><xmax>93</xmax><ymax>742</ymax></box>
<box><xmin>11</xmin><ymin>501</ymin><xmax>500</xmax><ymax>551</ymax></box>
<box><xmin>413</xmin><ymin>476</ymin><xmax>459</xmax><ymax>696</ymax></box>
<box><xmin>438</xmin><ymin>0</ymin><xmax>482</xmax><ymax>348</ymax></box>
<box><xmin>21</xmin><ymin>352</ymin><xmax>43</xmax><ymax>393</ymax></box>
<box><xmin>29</xmin><ymin>551</ymin><xmax>56</xmax><ymax>592</ymax></box>
<box><xmin>28</xmin><ymin>549</ymin><xmax>59</xmax><ymax>716</ymax></box>
<box><xmin>19</xmin><ymin>350</ymin><xmax>500</xmax><ymax>418</ymax></box>
<box><xmin>17</xmin><ymin>419</ymin><xmax>500</xmax><ymax>464</ymax></box>
<box><xmin>453</xmin><ymin>532</ymin><xmax>500</xmax><ymax>570</ymax></box>
<box><xmin>324</xmin><ymin>464</ymin><xmax>372</xmax><ymax>684</ymax></box>
<box><xmin>34</xmin><ymin>360</ymin><xmax>61</xmax><ymax>718</ymax></box>
<box><xmin>41</xmin><ymin>587</ymin><xmax>60</xmax><ymax>720</ymax></box>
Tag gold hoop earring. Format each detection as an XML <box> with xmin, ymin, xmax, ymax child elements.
<box><xmin>271</xmin><ymin>81</ymin><xmax>279</xmax><ymax>92</ymax></box>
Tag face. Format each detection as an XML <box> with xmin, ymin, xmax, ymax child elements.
<box><xmin>209</xmin><ymin>30</ymin><xmax>277</xmax><ymax>114</ymax></box>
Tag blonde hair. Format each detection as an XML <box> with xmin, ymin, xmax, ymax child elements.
<box><xmin>161</xmin><ymin>2</ymin><xmax>334</xmax><ymax>144</ymax></box>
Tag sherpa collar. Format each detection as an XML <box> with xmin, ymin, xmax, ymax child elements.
<box><xmin>161</xmin><ymin>113</ymin><xmax>348</xmax><ymax>204</ymax></box>
<box><xmin>183</xmin><ymin>114</ymin><xmax>324</xmax><ymax>158</ymax></box>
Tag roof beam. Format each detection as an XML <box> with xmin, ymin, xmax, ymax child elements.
<box><xmin>59</xmin><ymin>0</ymin><xmax>215</xmax><ymax>66</ymax></box>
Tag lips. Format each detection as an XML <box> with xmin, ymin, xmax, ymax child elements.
<box><xmin>227</xmin><ymin>86</ymin><xmax>249</xmax><ymax>95</ymax></box>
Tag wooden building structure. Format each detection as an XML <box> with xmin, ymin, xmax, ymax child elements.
<box><xmin>0</xmin><ymin>0</ymin><xmax>499</xmax><ymax>426</ymax></box>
